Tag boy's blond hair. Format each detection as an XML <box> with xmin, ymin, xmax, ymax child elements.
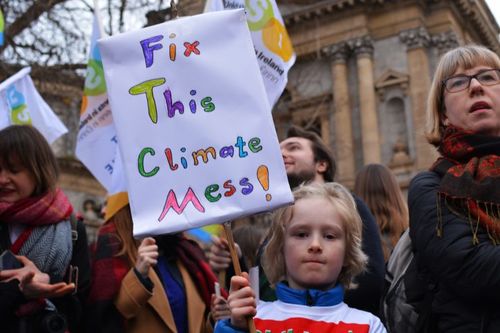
<box><xmin>262</xmin><ymin>182</ymin><xmax>368</xmax><ymax>289</ymax></box>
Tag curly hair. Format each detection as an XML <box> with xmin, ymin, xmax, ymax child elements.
<box><xmin>262</xmin><ymin>182</ymin><xmax>367</xmax><ymax>289</ymax></box>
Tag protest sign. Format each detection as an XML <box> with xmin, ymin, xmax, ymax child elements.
<box><xmin>76</xmin><ymin>12</ymin><xmax>126</xmax><ymax>194</ymax></box>
<box><xmin>99</xmin><ymin>9</ymin><xmax>293</xmax><ymax>237</ymax></box>
<box><xmin>205</xmin><ymin>0</ymin><xmax>295</xmax><ymax>107</ymax></box>
<box><xmin>0</xmin><ymin>67</ymin><xmax>67</xmax><ymax>143</ymax></box>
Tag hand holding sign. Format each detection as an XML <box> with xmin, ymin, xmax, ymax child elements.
<box><xmin>135</xmin><ymin>237</ymin><xmax>159</xmax><ymax>278</ymax></box>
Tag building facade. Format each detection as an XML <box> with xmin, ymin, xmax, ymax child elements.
<box><xmin>181</xmin><ymin>0</ymin><xmax>500</xmax><ymax>190</ymax></box>
<box><xmin>9</xmin><ymin>0</ymin><xmax>498</xmax><ymax>223</ymax></box>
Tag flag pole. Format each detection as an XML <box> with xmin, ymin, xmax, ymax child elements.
<box><xmin>170</xmin><ymin>0</ymin><xmax>179</xmax><ymax>19</ymax></box>
<box><xmin>93</xmin><ymin>0</ymin><xmax>106</xmax><ymax>37</ymax></box>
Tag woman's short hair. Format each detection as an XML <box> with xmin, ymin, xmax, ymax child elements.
<box><xmin>0</xmin><ymin>125</ymin><xmax>59</xmax><ymax>196</ymax></box>
<box><xmin>426</xmin><ymin>45</ymin><xmax>500</xmax><ymax>146</ymax></box>
<box><xmin>262</xmin><ymin>182</ymin><xmax>367</xmax><ymax>289</ymax></box>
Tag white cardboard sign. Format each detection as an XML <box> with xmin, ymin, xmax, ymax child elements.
<box><xmin>99</xmin><ymin>9</ymin><xmax>293</xmax><ymax>236</ymax></box>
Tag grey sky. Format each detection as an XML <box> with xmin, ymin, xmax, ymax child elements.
<box><xmin>486</xmin><ymin>0</ymin><xmax>500</xmax><ymax>26</ymax></box>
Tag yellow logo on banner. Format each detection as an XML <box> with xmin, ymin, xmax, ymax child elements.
<box><xmin>245</xmin><ymin>0</ymin><xmax>293</xmax><ymax>62</ymax></box>
<box><xmin>262</xmin><ymin>18</ymin><xmax>293</xmax><ymax>62</ymax></box>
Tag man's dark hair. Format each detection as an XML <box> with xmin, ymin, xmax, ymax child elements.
<box><xmin>286</xmin><ymin>125</ymin><xmax>336</xmax><ymax>182</ymax></box>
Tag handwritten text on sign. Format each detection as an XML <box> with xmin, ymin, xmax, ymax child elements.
<box><xmin>99</xmin><ymin>9</ymin><xmax>292</xmax><ymax>236</ymax></box>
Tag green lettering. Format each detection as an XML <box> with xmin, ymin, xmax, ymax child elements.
<box><xmin>248</xmin><ymin>137</ymin><xmax>262</xmax><ymax>153</ymax></box>
<box><xmin>138</xmin><ymin>147</ymin><xmax>159</xmax><ymax>177</ymax></box>
<box><xmin>201</xmin><ymin>96</ymin><xmax>215</xmax><ymax>112</ymax></box>
<box><xmin>129</xmin><ymin>78</ymin><xmax>166</xmax><ymax>123</ymax></box>
<box><xmin>204</xmin><ymin>184</ymin><xmax>221</xmax><ymax>202</ymax></box>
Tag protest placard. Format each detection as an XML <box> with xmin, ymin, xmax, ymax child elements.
<box><xmin>99</xmin><ymin>9</ymin><xmax>293</xmax><ymax>236</ymax></box>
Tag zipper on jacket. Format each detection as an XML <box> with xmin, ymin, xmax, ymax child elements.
<box><xmin>306</xmin><ymin>290</ymin><xmax>313</xmax><ymax>306</ymax></box>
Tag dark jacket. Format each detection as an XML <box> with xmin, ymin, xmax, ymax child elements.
<box><xmin>409</xmin><ymin>171</ymin><xmax>500</xmax><ymax>333</ymax></box>
<box><xmin>258</xmin><ymin>194</ymin><xmax>385</xmax><ymax>316</ymax></box>
<box><xmin>346</xmin><ymin>195</ymin><xmax>385</xmax><ymax>316</ymax></box>
<box><xmin>52</xmin><ymin>219</ymin><xmax>91</xmax><ymax>333</ymax></box>
<box><xmin>0</xmin><ymin>220</ymin><xmax>91</xmax><ymax>333</ymax></box>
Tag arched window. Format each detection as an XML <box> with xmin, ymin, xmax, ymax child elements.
<box><xmin>382</xmin><ymin>97</ymin><xmax>409</xmax><ymax>164</ymax></box>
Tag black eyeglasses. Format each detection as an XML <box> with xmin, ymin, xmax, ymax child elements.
<box><xmin>442</xmin><ymin>68</ymin><xmax>500</xmax><ymax>93</ymax></box>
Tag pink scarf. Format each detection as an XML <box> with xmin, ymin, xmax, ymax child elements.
<box><xmin>0</xmin><ymin>188</ymin><xmax>73</xmax><ymax>225</ymax></box>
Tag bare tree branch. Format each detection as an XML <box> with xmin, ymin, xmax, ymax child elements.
<box><xmin>0</xmin><ymin>0</ymin><xmax>68</xmax><ymax>53</ymax></box>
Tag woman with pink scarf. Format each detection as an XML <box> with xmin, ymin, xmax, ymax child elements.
<box><xmin>0</xmin><ymin>125</ymin><xmax>75</xmax><ymax>331</ymax></box>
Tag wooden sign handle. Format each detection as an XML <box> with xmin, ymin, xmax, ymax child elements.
<box><xmin>223</xmin><ymin>222</ymin><xmax>256</xmax><ymax>333</ymax></box>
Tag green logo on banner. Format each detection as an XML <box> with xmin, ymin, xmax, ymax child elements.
<box><xmin>11</xmin><ymin>104</ymin><xmax>32</xmax><ymax>125</ymax></box>
<box><xmin>7</xmin><ymin>85</ymin><xmax>32</xmax><ymax>125</ymax></box>
<box><xmin>84</xmin><ymin>59</ymin><xmax>106</xmax><ymax>96</ymax></box>
<box><xmin>245</xmin><ymin>0</ymin><xmax>274</xmax><ymax>31</ymax></box>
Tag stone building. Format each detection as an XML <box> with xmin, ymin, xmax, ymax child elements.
<box><xmin>6</xmin><ymin>0</ymin><xmax>497</xmax><ymax>234</ymax></box>
<box><xmin>180</xmin><ymin>0</ymin><xmax>500</xmax><ymax>190</ymax></box>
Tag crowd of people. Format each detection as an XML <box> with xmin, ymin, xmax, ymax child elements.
<box><xmin>0</xmin><ymin>43</ymin><xmax>498</xmax><ymax>333</ymax></box>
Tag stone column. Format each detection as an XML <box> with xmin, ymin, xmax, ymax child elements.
<box><xmin>350</xmin><ymin>36</ymin><xmax>381</xmax><ymax>165</ymax></box>
<box><xmin>323</xmin><ymin>42</ymin><xmax>355</xmax><ymax>183</ymax></box>
<box><xmin>400</xmin><ymin>27</ymin><xmax>438</xmax><ymax>170</ymax></box>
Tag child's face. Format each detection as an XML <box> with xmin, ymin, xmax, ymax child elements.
<box><xmin>284</xmin><ymin>196</ymin><xmax>346</xmax><ymax>291</ymax></box>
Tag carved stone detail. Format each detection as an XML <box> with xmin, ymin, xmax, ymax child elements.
<box><xmin>375</xmin><ymin>69</ymin><xmax>410</xmax><ymax>101</ymax></box>
<box><xmin>389</xmin><ymin>138</ymin><xmax>413</xmax><ymax>168</ymax></box>
<box><xmin>322</xmin><ymin>42</ymin><xmax>349</xmax><ymax>64</ymax></box>
<box><xmin>348</xmin><ymin>36</ymin><xmax>374</xmax><ymax>58</ymax></box>
<box><xmin>431</xmin><ymin>31</ymin><xmax>460</xmax><ymax>54</ymax></box>
<box><xmin>399</xmin><ymin>27</ymin><xmax>430</xmax><ymax>50</ymax></box>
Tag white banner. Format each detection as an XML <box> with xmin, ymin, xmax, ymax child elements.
<box><xmin>76</xmin><ymin>14</ymin><xmax>126</xmax><ymax>194</ymax></box>
<box><xmin>0</xmin><ymin>67</ymin><xmax>68</xmax><ymax>143</ymax></box>
<box><xmin>205</xmin><ymin>0</ymin><xmax>295</xmax><ymax>107</ymax></box>
<box><xmin>99</xmin><ymin>9</ymin><xmax>293</xmax><ymax>236</ymax></box>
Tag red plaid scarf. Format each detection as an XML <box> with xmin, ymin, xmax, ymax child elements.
<box><xmin>0</xmin><ymin>189</ymin><xmax>72</xmax><ymax>225</ymax></box>
<box><xmin>87</xmin><ymin>221</ymin><xmax>129</xmax><ymax>331</ymax></box>
<box><xmin>431</xmin><ymin>126</ymin><xmax>500</xmax><ymax>244</ymax></box>
<box><xmin>174</xmin><ymin>236</ymin><xmax>226</xmax><ymax>307</ymax></box>
<box><xmin>155</xmin><ymin>233</ymin><xmax>226</xmax><ymax>309</ymax></box>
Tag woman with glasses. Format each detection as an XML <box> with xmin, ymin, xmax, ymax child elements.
<box><xmin>408</xmin><ymin>44</ymin><xmax>500</xmax><ymax>332</ymax></box>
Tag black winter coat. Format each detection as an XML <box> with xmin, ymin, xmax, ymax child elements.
<box><xmin>345</xmin><ymin>195</ymin><xmax>385</xmax><ymax>316</ymax></box>
<box><xmin>409</xmin><ymin>171</ymin><xmax>500</xmax><ymax>333</ymax></box>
